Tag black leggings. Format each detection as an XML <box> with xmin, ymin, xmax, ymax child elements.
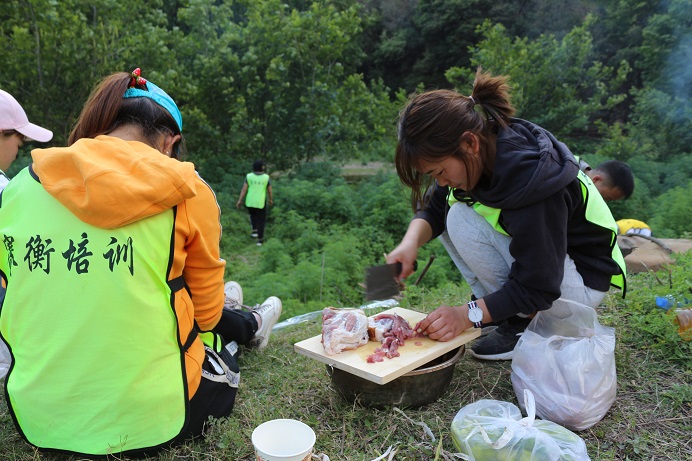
<box><xmin>184</xmin><ymin>309</ymin><xmax>258</xmax><ymax>439</ymax></box>
<box><xmin>248</xmin><ymin>206</ymin><xmax>267</xmax><ymax>240</ymax></box>
<box><xmin>212</xmin><ymin>308</ymin><xmax>258</xmax><ymax>345</ymax></box>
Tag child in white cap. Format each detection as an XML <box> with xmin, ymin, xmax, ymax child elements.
<box><xmin>0</xmin><ymin>89</ymin><xmax>53</xmax><ymax>189</ymax></box>
<box><xmin>0</xmin><ymin>89</ymin><xmax>52</xmax><ymax>377</ymax></box>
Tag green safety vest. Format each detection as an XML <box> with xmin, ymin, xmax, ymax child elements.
<box><xmin>0</xmin><ymin>168</ymin><xmax>188</xmax><ymax>455</ymax></box>
<box><xmin>447</xmin><ymin>169</ymin><xmax>626</xmax><ymax>293</ymax></box>
<box><xmin>245</xmin><ymin>172</ymin><xmax>269</xmax><ymax>208</ymax></box>
<box><xmin>574</xmin><ymin>154</ymin><xmax>591</xmax><ymax>173</ymax></box>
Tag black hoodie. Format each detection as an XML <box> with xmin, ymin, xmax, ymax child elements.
<box><xmin>414</xmin><ymin>119</ymin><xmax>621</xmax><ymax>321</ymax></box>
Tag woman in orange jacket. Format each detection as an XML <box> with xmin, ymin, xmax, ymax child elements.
<box><xmin>0</xmin><ymin>69</ymin><xmax>281</xmax><ymax>457</ymax></box>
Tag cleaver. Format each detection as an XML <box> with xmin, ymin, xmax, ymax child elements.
<box><xmin>365</xmin><ymin>262</ymin><xmax>402</xmax><ymax>301</ymax></box>
<box><xmin>365</xmin><ymin>261</ymin><xmax>417</xmax><ymax>301</ymax></box>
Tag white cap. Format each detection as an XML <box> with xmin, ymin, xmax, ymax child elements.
<box><xmin>0</xmin><ymin>89</ymin><xmax>53</xmax><ymax>142</ymax></box>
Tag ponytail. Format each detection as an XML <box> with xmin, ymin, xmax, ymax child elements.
<box><xmin>469</xmin><ymin>67</ymin><xmax>515</xmax><ymax>129</ymax></box>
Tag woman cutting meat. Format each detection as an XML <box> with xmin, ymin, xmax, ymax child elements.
<box><xmin>386</xmin><ymin>67</ymin><xmax>626</xmax><ymax>361</ymax></box>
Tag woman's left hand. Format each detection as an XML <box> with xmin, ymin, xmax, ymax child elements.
<box><xmin>414</xmin><ymin>305</ymin><xmax>470</xmax><ymax>341</ymax></box>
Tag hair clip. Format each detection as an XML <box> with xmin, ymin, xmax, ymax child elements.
<box><xmin>128</xmin><ymin>68</ymin><xmax>147</xmax><ymax>88</ymax></box>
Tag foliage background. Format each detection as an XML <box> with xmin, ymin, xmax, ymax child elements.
<box><xmin>1</xmin><ymin>0</ymin><xmax>690</xmax><ymax>333</ymax></box>
<box><xmin>1</xmin><ymin>1</ymin><xmax>691</xmax><ymax>459</ymax></box>
<box><xmin>2</xmin><ymin>0</ymin><xmax>690</xmax><ymax>235</ymax></box>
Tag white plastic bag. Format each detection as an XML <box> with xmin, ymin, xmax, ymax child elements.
<box><xmin>451</xmin><ymin>389</ymin><xmax>590</xmax><ymax>461</ymax></box>
<box><xmin>511</xmin><ymin>298</ymin><xmax>617</xmax><ymax>431</ymax></box>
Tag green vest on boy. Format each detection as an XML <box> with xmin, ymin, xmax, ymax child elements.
<box><xmin>245</xmin><ymin>172</ymin><xmax>270</xmax><ymax>209</ymax></box>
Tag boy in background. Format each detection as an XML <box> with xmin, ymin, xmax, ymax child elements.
<box><xmin>236</xmin><ymin>160</ymin><xmax>274</xmax><ymax>246</ymax></box>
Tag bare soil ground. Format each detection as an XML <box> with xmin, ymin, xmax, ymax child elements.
<box><xmin>340</xmin><ymin>161</ymin><xmax>395</xmax><ymax>180</ymax></box>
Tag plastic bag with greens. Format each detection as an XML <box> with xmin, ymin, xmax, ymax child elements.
<box><xmin>451</xmin><ymin>389</ymin><xmax>590</xmax><ymax>461</ymax></box>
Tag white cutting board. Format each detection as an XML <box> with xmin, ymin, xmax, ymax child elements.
<box><xmin>294</xmin><ymin>307</ymin><xmax>480</xmax><ymax>385</ymax></box>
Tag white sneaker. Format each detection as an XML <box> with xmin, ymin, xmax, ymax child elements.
<box><xmin>223</xmin><ymin>281</ymin><xmax>243</xmax><ymax>309</ymax></box>
<box><xmin>251</xmin><ymin>231</ymin><xmax>258</xmax><ymax>238</ymax></box>
<box><xmin>248</xmin><ymin>296</ymin><xmax>282</xmax><ymax>350</ymax></box>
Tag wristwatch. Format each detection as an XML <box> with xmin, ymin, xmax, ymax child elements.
<box><xmin>467</xmin><ymin>300</ymin><xmax>483</xmax><ymax>328</ymax></box>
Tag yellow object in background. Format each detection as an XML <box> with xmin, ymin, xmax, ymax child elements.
<box><xmin>617</xmin><ymin>218</ymin><xmax>652</xmax><ymax>236</ymax></box>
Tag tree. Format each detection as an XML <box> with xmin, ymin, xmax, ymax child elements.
<box><xmin>625</xmin><ymin>0</ymin><xmax>692</xmax><ymax>163</ymax></box>
<box><xmin>0</xmin><ymin>0</ymin><xmax>180</xmax><ymax>145</ymax></box>
<box><xmin>444</xmin><ymin>19</ymin><xmax>628</xmax><ymax>151</ymax></box>
<box><xmin>1</xmin><ymin>0</ymin><xmax>397</xmax><ymax>180</ymax></box>
<box><xmin>592</xmin><ymin>0</ymin><xmax>691</xmax><ymax>203</ymax></box>
<box><xmin>176</xmin><ymin>0</ymin><xmax>396</xmax><ymax>179</ymax></box>
<box><xmin>359</xmin><ymin>0</ymin><xmax>600</xmax><ymax>94</ymax></box>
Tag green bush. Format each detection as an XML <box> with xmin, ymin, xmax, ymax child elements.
<box><xmin>648</xmin><ymin>181</ymin><xmax>692</xmax><ymax>238</ymax></box>
<box><xmin>268</xmin><ymin>211</ymin><xmax>325</xmax><ymax>260</ymax></box>
<box><xmin>276</xmin><ymin>177</ymin><xmax>358</xmax><ymax>225</ymax></box>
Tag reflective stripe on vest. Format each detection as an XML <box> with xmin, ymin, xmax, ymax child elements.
<box><xmin>0</xmin><ymin>168</ymin><xmax>187</xmax><ymax>455</ymax></box>
<box><xmin>447</xmin><ymin>170</ymin><xmax>626</xmax><ymax>293</ymax></box>
<box><xmin>245</xmin><ymin>172</ymin><xmax>269</xmax><ymax>208</ymax></box>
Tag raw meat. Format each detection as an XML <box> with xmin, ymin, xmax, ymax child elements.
<box><xmin>367</xmin><ymin>313</ymin><xmax>416</xmax><ymax>344</ymax></box>
<box><xmin>321</xmin><ymin>307</ymin><xmax>369</xmax><ymax>355</ymax></box>
<box><xmin>366</xmin><ymin>313</ymin><xmax>417</xmax><ymax>363</ymax></box>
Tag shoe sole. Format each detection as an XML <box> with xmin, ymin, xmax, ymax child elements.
<box><xmin>467</xmin><ymin>349</ymin><xmax>513</xmax><ymax>361</ymax></box>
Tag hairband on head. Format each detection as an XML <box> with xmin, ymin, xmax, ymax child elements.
<box><xmin>122</xmin><ymin>67</ymin><xmax>183</xmax><ymax>132</ymax></box>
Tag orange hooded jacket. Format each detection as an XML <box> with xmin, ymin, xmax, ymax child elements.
<box><xmin>31</xmin><ymin>135</ymin><xmax>225</xmax><ymax>396</ymax></box>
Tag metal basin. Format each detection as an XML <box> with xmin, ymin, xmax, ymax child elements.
<box><xmin>327</xmin><ymin>346</ymin><xmax>464</xmax><ymax>409</ymax></box>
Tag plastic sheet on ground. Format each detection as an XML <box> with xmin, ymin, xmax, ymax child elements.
<box><xmin>273</xmin><ymin>298</ymin><xmax>399</xmax><ymax>331</ymax></box>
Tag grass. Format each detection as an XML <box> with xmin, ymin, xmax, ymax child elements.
<box><xmin>1</xmin><ymin>254</ymin><xmax>691</xmax><ymax>460</ymax></box>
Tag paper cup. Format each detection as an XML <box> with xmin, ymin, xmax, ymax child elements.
<box><xmin>252</xmin><ymin>419</ymin><xmax>316</xmax><ymax>461</ymax></box>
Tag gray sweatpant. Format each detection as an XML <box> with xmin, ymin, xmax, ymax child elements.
<box><xmin>438</xmin><ymin>202</ymin><xmax>606</xmax><ymax>313</ymax></box>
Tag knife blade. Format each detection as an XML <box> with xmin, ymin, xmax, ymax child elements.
<box><xmin>365</xmin><ymin>262</ymin><xmax>403</xmax><ymax>301</ymax></box>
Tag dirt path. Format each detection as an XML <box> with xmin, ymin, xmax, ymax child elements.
<box><xmin>340</xmin><ymin>161</ymin><xmax>395</xmax><ymax>179</ymax></box>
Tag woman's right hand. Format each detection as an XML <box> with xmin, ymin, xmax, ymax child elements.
<box><xmin>385</xmin><ymin>218</ymin><xmax>432</xmax><ymax>280</ymax></box>
<box><xmin>386</xmin><ymin>241</ymin><xmax>419</xmax><ymax>280</ymax></box>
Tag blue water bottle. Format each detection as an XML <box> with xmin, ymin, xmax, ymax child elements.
<box><xmin>655</xmin><ymin>295</ymin><xmax>676</xmax><ymax>310</ymax></box>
